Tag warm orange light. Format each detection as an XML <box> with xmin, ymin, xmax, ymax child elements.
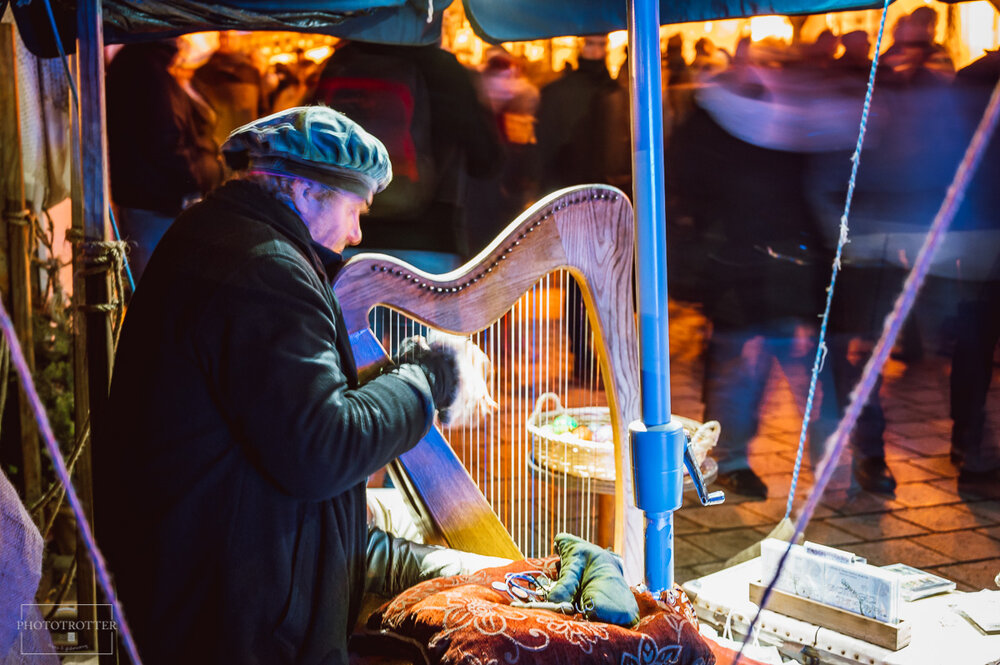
<box><xmin>303</xmin><ymin>45</ymin><xmax>333</xmax><ymax>62</ymax></box>
<box><xmin>608</xmin><ymin>30</ymin><xmax>629</xmax><ymax>50</ymax></box>
<box><xmin>749</xmin><ymin>15</ymin><xmax>793</xmax><ymax>42</ymax></box>
<box><xmin>268</xmin><ymin>52</ymin><xmax>296</xmax><ymax>65</ymax></box>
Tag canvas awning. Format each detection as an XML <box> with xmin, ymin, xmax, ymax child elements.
<box><xmin>14</xmin><ymin>0</ymin><xmax>891</xmax><ymax>57</ymax></box>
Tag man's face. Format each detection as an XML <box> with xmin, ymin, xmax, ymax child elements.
<box><xmin>291</xmin><ymin>180</ymin><xmax>369</xmax><ymax>254</ymax></box>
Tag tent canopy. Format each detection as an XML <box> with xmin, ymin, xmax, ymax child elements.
<box><xmin>463</xmin><ymin>0</ymin><xmax>887</xmax><ymax>43</ymax></box>
<box><xmin>16</xmin><ymin>0</ymin><xmax>890</xmax><ymax>56</ymax></box>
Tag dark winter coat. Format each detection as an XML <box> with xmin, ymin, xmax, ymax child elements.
<box><xmin>535</xmin><ymin>58</ymin><xmax>630</xmax><ymax>194</ymax></box>
<box><xmin>95</xmin><ymin>179</ymin><xmax>435</xmax><ymax>664</ymax></box>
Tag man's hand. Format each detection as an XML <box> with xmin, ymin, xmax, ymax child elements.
<box><xmin>395</xmin><ymin>332</ymin><xmax>499</xmax><ymax>428</ymax></box>
<box><xmin>425</xmin><ymin>330</ymin><xmax>499</xmax><ymax>428</ymax></box>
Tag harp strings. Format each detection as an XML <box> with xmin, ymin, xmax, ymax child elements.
<box><xmin>370</xmin><ymin>269</ymin><xmax>608</xmax><ymax>557</ymax></box>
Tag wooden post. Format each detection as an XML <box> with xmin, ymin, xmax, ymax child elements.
<box><xmin>0</xmin><ymin>22</ymin><xmax>44</xmax><ymax>508</ymax></box>
<box><xmin>72</xmin><ymin>0</ymin><xmax>112</xmax><ymax>652</ymax></box>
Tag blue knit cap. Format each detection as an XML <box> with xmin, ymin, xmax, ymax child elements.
<box><xmin>222</xmin><ymin>106</ymin><xmax>393</xmax><ymax>202</ymax></box>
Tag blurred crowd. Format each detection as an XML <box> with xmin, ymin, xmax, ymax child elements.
<box><xmin>662</xmin><ymin>6</ymin><xmax>999</xmax><ymax>500</ymax></box>
<box><xmin>103</xmin><ymin>4</ymin><xmax>999</xmax><ymax>498</ymax></box>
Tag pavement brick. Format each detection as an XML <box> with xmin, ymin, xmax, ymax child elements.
<box><xmin>895</xmin><ymin>505</ymin><xmax>993</xmax><ymax>532</ymax></box>
<box><xmin>929</xmin><ymin>559</ymin><xmax>1000</xmax><ymax>592</ymax></box>
<box><xmin>899</xmin><ymin>389</ymin><xmax>951</xmax><ymax>406</ymax></box>
<box><xmin>756</xmin><ymin>470</ymin><xmax>856</xmax><ymax>499</ymax></box>
<box><xmin>885</xmin><ymin>405</ymin><xmax>944</xmax><ymax>426</ymax></box>
<box><xmin>825</xmin><ymin>512</ymin><xmax>929</xmax><ymax>541</ymax></box>
<box><xmin>673</xmin><ymin>513</ymin><xmax>710</xmax><ymax>535</ymax></box>
<box><xmin>738</xmin><ymin>497</ymin><xmax>835</xmax><ymax>523</ymax></box>
<box><xmin>850</xmin><ymin>538</ymin><xmax>953</xmax><ymax>568</ymax></box>
<box><xmin>667</xmin><ymin>300</ymin><xmax>1000</xmax><ymax>592</ymax></box>
<box><xmin>890</xmin><ymin>435</ymin><xmax>951</xmax><ymax>457</ymax></box>
<box><xmin>891</xmin><ymin>482</ymin><xmax>963</xmax><ymax>508</ymax></box>
<box><xmin>907</xmin><ymin>455</ymin><xmax>960</xmax><ymax>478</ymax></box>
<box><xmin>686</xmin><ymin>528</ymin><xmax>770</xmax><ymax>563</ymax></box>
<box><xmin>882</xmin><ymin>442</ymin><xmax>921</xmax><ymax>461</ymax></box>
<box><xmin>889</xmin><ymin>419</ymin><xmax>952</xmax><ymax>439</ymax></box>
<box><xmin>821</xmin><ymin>490</ymin><xmax>902</xmax><ymax>515</ymax></box>
<box><xmin>674</xmin><ymin>565</ymin><xmax>699</xmax><ymax>585</ymax></box>
<box><xmin>674</xmin><ymin>536</ymin><xmax>716</xmax><ymax>568</ymax></box>
<box><xmin>802</xmin><ymin>521</ymin><xmax>865</xmax><ymax>547</ymax></box>
<box><xmin>912</xmin><ymin>531</ymin><xmax>1000</xmax><ymax>562</ymax></box>
<box><xmin>890</xmin><ymin>461</ymin><xmax>946</xmax><ymax>484</ymax></box>
<box><xmin>750</xmin><ymin>434</ymin><xmax>797</xmax><ymax>454</ymax></box>
<box><xmin>691</xmin><ymin>561</ymin><xmax>727</xmax><ymax>578</ymax></box>
<box><xmin>965</xmin><ymin>500</ymin><xmax>1000</xmax><ymax>524</ymax></box>
<box><xmin>678</xmin><ymin>503</ymin><xmax>773</xmax><ymax>530</ymax></box>
<box><xmin>748</xmin><ymin>454</ymin><xmax>796</xmax><ymax>476</ymax></box>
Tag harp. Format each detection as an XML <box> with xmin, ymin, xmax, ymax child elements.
<box><xmin>334</xmin><ymin>185</ymin><xmax>645</xmax><ymax>580</ymax></box>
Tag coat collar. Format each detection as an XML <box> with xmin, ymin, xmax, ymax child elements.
<box><xmin>209</xmin><ymin>179</ymin><xmax>342</xmax><ymax>282</ymax></box>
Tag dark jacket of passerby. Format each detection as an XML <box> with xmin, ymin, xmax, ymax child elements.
<box><xmin>535</xmin><ymin>58</ymin><xmax>629</xmax><ymax>194</ymax></box>
<box><xmin>191</xmin><ymin>49</ymin><xmax>266</xmax><ymax>149</ymax></box>
<box><xmin>95</xmin><ymin>179</ymin><xmax>438</xmax><ymax>665</ymax></box>
<box><xmin>666</xmin><ymin>104</ymin><xmax>825</xmax><ymax>329</ymax></box>
<box><xmin>106</xmin><ymin>41</ymin><xmax>224</xmax><ymax>215</ymax></box>
<box><xmin>952</xmin><ymin>50</ymin><xmax>1000</xmax><ymax>240</ymax></box>
<box><xmin>313</xmin><ymin>42</ymin><xmax>500</xmax><ymax>257</ymax></box>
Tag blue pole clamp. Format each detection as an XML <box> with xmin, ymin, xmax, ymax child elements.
<box><xmin>630</xmin><ymin>419</ymin><xmax>686</xmax><ymax>593</ymax></box>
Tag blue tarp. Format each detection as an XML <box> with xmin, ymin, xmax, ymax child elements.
<box><xmin>13</xmin><ymin>0</ymin><xmax>449</xmax><ymax>55</ymax></box>
<box><xmin>465</xmin><ymin>0</ymin><xmax>889</xmax><ymax>43</ymax></box>
<box><xmin>16</xmin><ymin>0</ymin><xmax>891</xmax><ymax>56</ymax></box>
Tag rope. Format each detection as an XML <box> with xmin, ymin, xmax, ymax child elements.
<box><xmin>4</xmin><ymin>208</ymin><xmax>31</xmax><ymax>226</ymax></box>
<box><xmin>0</xmin><ymin>339</ymin><xmax>9</xmax><ymax>441</ymax></box>
<box><xmin>0</xmin><ymin>295</ymin><xmax>145</xmax><ymax>665</ymax></box>
<box><xmin>785</xmin><ymin>0</ymin><xmax>891</xmax><ymax>521</ymax></box>
<box><xmin>29</xmin><ymin>419</ymin><xmax>90</xmax><ymax>516</ymax></box>
<box><xmin>737</xmin><ymin>58</ymin><xmax>1000</xmax><ymax>665</ymax></box>
<box><xmin>77</xmin><ymin>240</ymin><xmax>129</xmax><ymax>345</ymax></box>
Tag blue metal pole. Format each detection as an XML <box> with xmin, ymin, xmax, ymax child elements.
<box><xmin>626</xmin><ymin>0</ymin><xmax>684</xmax><ymax>594</ymax></box>
<box><xmin>626</xmin><ymin>0</ymin><xmax>671</xmax><ymax>426</ymax></box>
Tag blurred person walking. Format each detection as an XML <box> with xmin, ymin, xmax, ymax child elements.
<box><xmin>105</xmin><ymin>39</ymin><xmax>224</xmax><ymax>282</ymax></box>
<box><xmin>949</xmin><ymin>43</ymin><xmax>1000</xmax><ymax>497</ymax></box>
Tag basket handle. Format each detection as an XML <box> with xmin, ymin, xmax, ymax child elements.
<box><xmin>530</xmin><ymin>392</ymin><xmax>564</xmax><ymax>422</ymax></box>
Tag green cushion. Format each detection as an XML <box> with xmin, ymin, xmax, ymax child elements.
<box><xmin>546</xmin><ymin>533</ymin><xmax>639</xmax><ymax>627</ymax></box>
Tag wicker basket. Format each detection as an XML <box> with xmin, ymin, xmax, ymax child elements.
<box><xmin>527</xmin><ymin>392</ymin><xmax>617</xmax><ymax>481</ymax></box>
<box><xmin>527</xmin><ymin>392</ymin><xmax>719</xmax><ymax>485</ymax></box>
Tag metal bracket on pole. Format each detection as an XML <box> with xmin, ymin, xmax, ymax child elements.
<box><xmin>629</xmin><ymin>420</ymin><xmax>684</xmax><ymax>593</ymax></box>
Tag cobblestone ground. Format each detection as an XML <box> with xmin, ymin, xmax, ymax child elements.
<box><xmin>668</xmin><ymin>301</ymin><xmax>1000</xmax><ymax>591</ymax></box>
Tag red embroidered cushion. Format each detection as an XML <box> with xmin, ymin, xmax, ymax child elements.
<box><xmin>367</xmin><ymin>557</ymin><xmax>727</xmax><ymax>665</ymax></box>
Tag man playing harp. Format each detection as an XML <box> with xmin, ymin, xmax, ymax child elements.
<box><xmin>95</xmin><ymin>106</ymin><xmax>499</xmax><ymax>665</ymax></box>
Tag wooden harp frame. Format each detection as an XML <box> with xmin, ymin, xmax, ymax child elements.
<box><xmin>334</xmin><ymin>185</ymin><xmax>644</xmax><ymax>581</ymax></box>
